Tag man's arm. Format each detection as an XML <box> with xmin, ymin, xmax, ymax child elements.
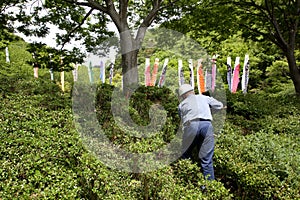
<box><xmin>178</xmin><ymin>106</ymin><xmax>181</xmax><ymax>119</ymax></box>
<box><xmin>207</xmin><ymin>97</ymin><xmax>224</xmax><ymax>110</ymax></box>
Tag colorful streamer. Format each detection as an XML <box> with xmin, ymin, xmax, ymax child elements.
<box><xmin>109</xmin><ymin>63</ymin><xmax>114</xmax><ymax>85</ymax></box>
<box><xmin>145</xmin><ymin>58</ymin><xmax>151</xmax><ymax>86</ymax></box>
<box><xmin>72</xmin><ymin>63</ymin><xmax>78</xmax><ymax>82</ymax></box>
<box><xmin>211</xmin><ymin>56</ymin><xmax>217</xmax><ymax>92</ymax></box>
<box><xmin>99</xmin><ymin>60</ymin><xmax>105</xmax><ymax>83</ymax></box>
<box><xmin>49</xmin><ymin>53</ymin><xmax>54</xmax><ymax>81</ymax></box>
<box><xmin>188</xmin><ymin>59</ymin><xmax>195</xmax><ymax>88</ymax></box>
<box><xmin>226</xmin><ymin>57</ymin><xmax>232</xmax><ymax>91</ymax></box>
<box><xmin>197</xmin><ymin>59</ymin><xmax>205</xmax><ymax>94</ymax></box>
<box><xmin>33</xmin><ymin>63</ymin><xmax>39</xmax><ymax>78</ymax></box>
<box><xmin>178</xmin><ymin>59</ymin><xmax>185</xmax><ymax>86</ymax></box>
<box><xmin>231</xmin><ymin>57</ymin><xmax>240</xmax><ymax>93</ymax></box>
<box><xmin>150</xmin><ymin>58</ymin><xmax>159</xmax><ymax>86</ymax></box>
<box><xmin>49</xmin><ymin>68</ymin><xmax>54</xmax><ymax>81</ymax></box>
<box><xmin>5</xmin><ymin>47</ymin><xmax>10</xmax><ymax>63</ymax></box>
<box><xmin>242</xmin><ymin>54</ymin><xmax>250</xmax><ymax>94</ymax></box>
<box><xmin>88</xmin><ymin>61</ymin><xmax>94</xmax><ymax>84</ymax></box>
<box><xmin>205</xmin><ymin>68</ymin><xmax>212</xmax><ymax>91</ymax></box>
<box><xmin>158</xmin><ymin>59</ymin><xmax>169</xmax><ymax>87</ymax></box>
<box><xmin>60</xmin><ymin>57</ymin><xmax>65</xmax><ymax>91</ymax></box>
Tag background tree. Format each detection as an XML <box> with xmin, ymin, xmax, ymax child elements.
<box><xmin>18</xmin><ymin>0</ymin><xmax>182</xmax><ymax>93</ymax></box>
<box><xmin>0</xmin><ymin>0</ymin><xmax>32</xmax><ymax>48</ymax></box>
<box><xmin>26</xmin><ymin>42</ymin><xmax>85</xmax><ymax>72</ymax></box>
<box><xmin>163</xmin><ymin>0</ymin><xmax>300</xmax><ymax>95</ymax></box>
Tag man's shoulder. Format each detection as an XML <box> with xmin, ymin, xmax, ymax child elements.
<box><xmin>195</xmin><ymin>94</ymin><xmax>209</xmax><ymax>99</ymax></box>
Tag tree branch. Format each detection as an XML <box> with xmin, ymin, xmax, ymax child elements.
<box><xmin>265</xmin><ymin>0</ymin><xmax>288</xmax><ymax>50</ymax></box>
<box><xmin>105</xmin><ymin>0</ymin><xmax>122</xmax><ymax>32</ymax></box>
<box><xmin>64</xmin><ymin>0</ymin><xmax>91</xmax><ymax>8</ymax></box>
<box><xmin>288</xmin><ymin>0</ymin><xmax>300</xmax><ymax>48</ymax></box>
<box><xmin>134</xmin><ymin>0</ymin><xmax>162</xmax><ymax>46</ymax></box>
<box><xmin>87</xmin><ymin>0</ymin><xmax>109</xmax><ymax>13</ymax></box>
<box><xmin>60</xmin><ymin>8</ymin><xmax>94</xmax><ymax>50</ymax></box>
<box><xmin>240</xmin><ymin>22</ymin><xmax>285</xmax><ymax>50</ymax></box>
<box><xmin>63</xmin><ymin>0</ymin><xmax>109</xmax><ymax>12</ymax></box>
<box><xmin>119</xmin><ymin>0</ymin><xmax>128</xmax><ymax>21</ymax></box>
<box><xmin>140</xmin><ymin>0</ymin><xmax>162</xmax><ymax>28</ymax></box>
<box><xmin>159</xmin><ymin>0</ymin><xmax>181</xmax><ymax>11</ymax></box>
<box><xmin>297</xmin><ymin>0</ymin><xmax>300</xmax><ymax>15</ymax></box>
<box><xmin>243</xmin><ymin>7</ymin><xmax>270</xmax><ymax>19</ymax></box>
<box><xmin>0</xmin><ymin>4</ymin><xmax>9</xmax><ymax>13</ymax></box>
<box><xmin>234</xmin><ymin>0</ymin><xmax>271</xmax><ymax>21</ymax></box>
<box><xmin>64</xmin><ymin>0</ymin><xmax>123</xmax><ymax>32</ymax></box>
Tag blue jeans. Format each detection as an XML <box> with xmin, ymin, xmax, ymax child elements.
<box><xmin>181</xmin><ymin>121</ymin><xmax>215</xmax><ymax>180</ymax></box>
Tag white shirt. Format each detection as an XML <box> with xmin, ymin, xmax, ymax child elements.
<box><xmin>178</xmin><ymin>94</ymin><xmax>223</xmax><ymax>125</ymax></box>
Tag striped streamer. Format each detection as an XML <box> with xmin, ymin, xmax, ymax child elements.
<box><xmin>205</xmin><ymin>68</ymin><xmax>212</xmax><ymax>91</ymax></box>
<box><xmin>231</xmin><ymin>57</ymin><xmax>240</xmax><ymax>93</ymax></box>
<box><xmin>178</xmin><ymin>59</ymin><xmax>185</xmax><ymax>86</ymax></box>
<box><xmin>158</xmin><ymin>59</ymin><xmax>169</xmax><ymax>87</ymax></box>
<box><xmin>197</xmin><ymin>59</ymin><xmax>205</xmax><ymax>94</ymax></box>
<box><xmin>150</xmin><ymin>58</ymin><xmax>159</xmax><ymax>86</ymax></box>
<box><xmin>188</xmin><ymin>59</ymin><xmax>194</xmax><ymax>88</ymax></box>
<box><xmin>145</xmin><ymin>58</ymin><xmax>151</xmax><ymax>86</ymax></box>
<box><xmin>226</xmin><ymin>57</ymin><xmax>232</xmax><ymax>91</ymax></box>
<box><xmin>99</xmin><ymin>61</ymin><xmax>105</xmax><ymax>83</ymax></box>
<box><xmin>88</xmin><ymin>61</ymin><xmax>94</xmax><ymax>84</ymax></box>
<box><xmin>211</xmin><ymin>56</ymin><xmax>217</xmax><ymax>92</ymax></box>
<box><xmin>109</xmin><ymin>63</ymin><xmax>114</xmax><ymax>85</ymax></box>
<box><xmin>242</xmin><ymin>54</ymin><xmax>250</xmax><ymax>94</ymax></box>
<box><xmin>5</xmin><ymin>47</ymin><xmax>10</xmax><ymax>63</ymax></box>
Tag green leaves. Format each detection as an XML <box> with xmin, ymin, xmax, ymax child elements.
<box><xmin>94</xmin><ymin>84</ymin><xmax>180</xmax><ymax>152</ymax></box>
<box><xmin>217</xmin><ymin>91</ymin><xmax>300</xmax><ymax>199</ymax></box>
<box><xmin>215</xmin><ymin>124</ymin><xmax>300</xmax><ymax>199</ymax></box>
<box><xmin>2</xmin><ymin>37</ymin><xmax>300</xmax><ymax>199</ymax></box>
<box><xmin>26</xmin><ymin>42</ymin><xmax>85</xmax><ymax>72</ymax></box>
<box><xmin>163</xmin><ymin>0</ymin><xmax>300</xmax><ymax>95</ymax></box>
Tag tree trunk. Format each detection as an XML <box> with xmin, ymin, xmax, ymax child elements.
<box><xmin>121</xmin><ymin>50</ymin><xmax>139</xmax><ymax>94</ymax></box>
<box><xmin>286</xmin><ymin>49</ymin><xmax>300</xmax><ymax>96</ymax></box>
<box><xmin>119</xmin><ymin>30</ymin><xmax>140</xmax><ymax>95</ymax></box>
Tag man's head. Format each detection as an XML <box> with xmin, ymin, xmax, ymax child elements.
<box><xmin>178</xmin><ymin>84</ymin><xmax>194</xmax><ymax>99</ymax></box>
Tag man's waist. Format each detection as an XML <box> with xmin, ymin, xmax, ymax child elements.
<box><xmin>190</xmin><ymin>118</ymin><xmax>211</xmax><ymax>122</ymax></box>
<box><xmin>183</xmin><ymin>118</ymin><xmax>211</xmax><ymax>126</ymax></box>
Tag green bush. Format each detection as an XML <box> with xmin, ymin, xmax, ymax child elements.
<box><xmin>226</xmin><ymin>92</ymin><xmax>300</xmax><ymax>134</ymax></box>
<box><xmin>0</xmin><ymin>64</ymin><xmax>231</xmax><ymax>199</ymax></box>
<box><xmin>215</xmin><ymin>126</ymin><xmax>300</xmax><ymax>199</ymax></box>
<box><xmin>94</xmin><ymin>84</ymin><xmax>180</xmax><ymax>152</ymax></box>
<box><xmin>2</xmin><ymin>39</ymin><xmax>299</xmax><ymax>199</ymax></box>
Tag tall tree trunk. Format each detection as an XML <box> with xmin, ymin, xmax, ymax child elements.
<box><xmin>120</xmin><ymin>30</ymin><xmax>140</xmax><ymax>95</ymax></box>
<box><xmin>286</xmin><ymin>49</ymin><xmax>300</xmax><ymax>96</ymax></box>
<box><xmin>121</xmin><ymin>50</ymin><xmax>139</xmax><ymax>94</ymax></box>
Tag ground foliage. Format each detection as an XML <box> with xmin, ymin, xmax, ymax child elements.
<box><xmin>0</xmin><ymin>40</ymin><xmax>231</xmax><ymax>199</ymax></box>
<box><xmin>0</xmin><ymin>40</ymin><xmax>299</xmax><ymax>199</ymax></box>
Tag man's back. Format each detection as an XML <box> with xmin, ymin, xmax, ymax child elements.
<box><xmin>178</xmin><ymin>94</ymin><xmax>223</xmax><ymax>124</ymax></box>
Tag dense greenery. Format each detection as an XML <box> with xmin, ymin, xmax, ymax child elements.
<box><xmin>3</xmin><ymin>0</ymin><xmax>298</xmax><ymax>95</ymax></box>
<box><xmin>1</xmin><ymin>0</ymin><xmax>299</xmax><ymax>198</ymax></box>
<box><xmin>162</xmin><ymin>0</ymin><xmax>300</xmax><ymax>95</ymax></box>
<box><xmin>1</xmin><ymin>40</ymin><xmax>233</xmax><ymax>199</ymax></box>
<box><xmin>216</xmin><ymin>92</ymin><xmax>300</xmax><ymax>199</ymax></box>
<box><xmin>0</xmin><ymin>39</ymin><xmax>299</xmax><ymax>199</ymax></box>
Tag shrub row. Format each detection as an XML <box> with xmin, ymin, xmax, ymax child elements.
<box><xmin>2</xmin><ymin>58</ymin><xmax>299</xmax><ymax>199</ymax></box>
<box><xmin>1</xmin><ymin>66</ymin><xmax>231</xmax><ymax>198</ymax></box>
<box><xmin>216</xmin><ymin>92</ymin><xmax>300</xmax><ymax>199</ymax></box>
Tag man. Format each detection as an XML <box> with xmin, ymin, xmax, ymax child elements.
<box><xmin>178</xmin><ymin>84</ymin><xmax>224</xmax><ymax>180</ymax></box>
